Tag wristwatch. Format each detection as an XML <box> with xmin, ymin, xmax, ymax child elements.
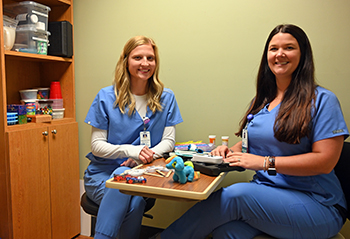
<box><xmin>267</xmin><ymin>156</ymin><xmax>276</xmax><ymax>176</ymax></box>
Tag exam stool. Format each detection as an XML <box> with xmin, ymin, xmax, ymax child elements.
<box><xmin>80</xmin><ymin>192</ymin><xmax>156</xmax><ymax>237</ymax></box>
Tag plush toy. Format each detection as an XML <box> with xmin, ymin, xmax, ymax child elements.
<box><xmin>166</xmin><ymin>156</ymin><xmax>195</xmax><ymax>184</ymax></box>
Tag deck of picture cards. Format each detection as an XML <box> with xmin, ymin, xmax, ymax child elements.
<box><xmin>190</xmin><ymin>154</ymin><xmax>223</xmax><ymax>164</ymax></box>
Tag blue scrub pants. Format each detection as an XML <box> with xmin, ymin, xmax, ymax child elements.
<box><xmin>85</xmin><ymin>166</ymin><xmax>146</xmax><ymax>239</ymax></box>
<box><xmin>161</xmin><ymin>182</ymin><xmax>344</xmax><ymax>239</ymax></box>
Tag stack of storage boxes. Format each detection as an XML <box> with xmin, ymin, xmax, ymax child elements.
<box><xmin>4</xmin><ymin>1</ymin><xmax>51</xmax><ymax>54</ymax></box>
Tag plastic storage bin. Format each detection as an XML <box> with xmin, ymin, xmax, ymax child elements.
<box><xmin>38</xmin><ymin>99</ymin><xmax>53</xmax><ymax>115</ymax></box>
<box><xmin>19</xmin><ymin>88</ymin><xmax>38</xmax><ymax>100</ymax></box>
<box><xmin>52</xmin><ymin>108</ymin><xmax>64</xmax><ymax>119</ymax></box>
<box><xmin>13</xmin><ymin>25</ymin><xmax>50</xmax><ymax>54</ymax></box>
<box><xmin>51</xmin><ymin>98</ymin><xmax>63</xmax><ymax>109</ymax></box>
<box><xmin>3</xmin><ymin>15</ymin><xmax>18</xmax><ymax>51</ymax></box>
<box><xmin>38</xmin><ymin>99</ymin><xmax>53</xmax><ymax>108</ymax></box>
<box><xmin>4</xmin><ymin>1</ymin><xmax>51</xmax><ymax>31</ymax></box>
<box><xmin>37</xmin><ymin>87</ymin><xmax>50</xmax><ymax>99</ymax></box>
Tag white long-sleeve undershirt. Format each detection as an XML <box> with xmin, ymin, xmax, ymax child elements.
<box><xmin>90</xmin><ymin>94</ymin><xmax>176</xmax><ymax>164</ymax></box>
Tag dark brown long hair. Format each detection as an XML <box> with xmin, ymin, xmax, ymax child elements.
<box><xmin>236</xmin><ymin>24</ymin><xmax>317</xmax><ymax>144</ymax></box>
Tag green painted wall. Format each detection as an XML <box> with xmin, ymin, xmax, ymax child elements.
<box><xmin>74</xmin><ymin>0</ymin><xmax>350</xmax><ymax>235</ymax></box>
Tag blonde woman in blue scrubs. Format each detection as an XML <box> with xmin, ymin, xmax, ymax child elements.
<box><xmin>84</xmin><ymin>36</ymin><xmax>183</xmax><ymax>239</ymax></box>
<box><xmin>154</xmin><ymin>24</ymin><xmax>348</xmax><ymax>239</ymax></box>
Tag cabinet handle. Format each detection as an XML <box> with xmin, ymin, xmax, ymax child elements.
<box><xmin>51</xmin><ymin>129</ymin><xmax>57</xmax><ymax>134</ymax></box>
<box><xmin>42</xmin><ymin>131</ymin><xmax>48</xmax><ymax>136</ymax></box>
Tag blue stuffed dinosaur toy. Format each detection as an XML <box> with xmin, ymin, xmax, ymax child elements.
<box><xmin>166</xmin><ymin>156</ymin><xmax>195</xmax><ymax>184</ymax></box>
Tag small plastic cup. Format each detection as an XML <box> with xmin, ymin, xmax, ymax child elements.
<box><xmin>49</xmin><ymin>81</ymin><xmax>62</xmax><ymax>99</ymax></box>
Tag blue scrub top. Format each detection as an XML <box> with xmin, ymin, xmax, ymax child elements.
<box><xmin>84</xmin><ymin>85</ymin><xmax>183</xmax><ymax>165</ymax></box>
<box><xmin>248</xmin><ymin>86</ymin><xmax>349</xmax><ymax>207</ymax></box>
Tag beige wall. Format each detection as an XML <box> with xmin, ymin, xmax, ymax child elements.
<box><xmin>73</xmin><ymin>0</ymin><xmax>350</xmax><ymax>236</ymax></box>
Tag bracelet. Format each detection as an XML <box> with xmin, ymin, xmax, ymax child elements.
<box><xmin>263</xmin><ymin>156</ymin><xmax>268</xmax><ymax>172</ymax></box>
<box><xmin>268</xmin><ymin>156</ymin><xmax>275</xmax><ymax>168</ymax></box>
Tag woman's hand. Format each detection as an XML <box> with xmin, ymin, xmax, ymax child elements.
<box><xmin>210</xmin><ymin>142</ymin><xmax>243</xmax><ymax>158</ymax></box>
<box><xmin>210</xmin><ymin>145</ymin><xmax>230</xmax><ymax>158</ymax></box>
<box><xmin>225</xmin><ymin>152</ymin><xmax>264</xmax><ymax>171</ymax></box>
<box><xmin>121</xmin><ymin>158</ymin><xmax>138</xmax><ymax>167</ymax></box>
<box><xmin>139</xmin><ymin>145</ymin><xmax>155</xmax><ymax>164</ymax></box>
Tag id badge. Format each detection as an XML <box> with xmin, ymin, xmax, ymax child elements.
<box><xmin>242</xmin><ymin>128</ymin><xmax>248</xmax><ymax>153</ymax></box>
<box><xmin>140</xmin><ymin>131</ymin><xmax>151</xmax><ymax>147</ymax></box>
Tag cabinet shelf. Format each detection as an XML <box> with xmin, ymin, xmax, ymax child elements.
<box><xmin>6</xmin><ymin>117</ymin><xmax>76</xmax><ymax>132</ymax></box>
<box><xmin>3</xmin><ymin>0</ymin><xmax>71</xmax><ymax>7</ymax></box>
<box><xmin>5</xmin><ymin>50</ymin><xmax>73</xmax><ymax>63</ymax></box>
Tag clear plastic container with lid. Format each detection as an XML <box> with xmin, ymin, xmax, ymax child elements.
<box><xmin>52</xmin><ymin>108</ymin><xmax>65</xmax><ymax>119</ymax></box>
<box><xmin>4</xmin><ymin>1</ymin><xmax>51</xmax><ymax>31</ymax></box>
<box><xmin>13</xmin><ymin>25</ymin><xmax>50</xmax><ymax>54</ymax></box>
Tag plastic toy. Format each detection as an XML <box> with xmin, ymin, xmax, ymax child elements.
<box><xmin>166</xmin><ymin>156</ymin><xmax>195</xmax><ymax>184</ymax></box>
<box><xmin>114</xmin><ymin>174</ymin><xmax>129</xmax><ymax>181</ymax></box>
<box><xmin>113</xmin><ymin>174</ymin><xmax>147</xmax><ymax>184</ymax></box>
<box><xmin>126</xmin><ymin>176</ymin><xmax>147</xmax><ymax>184</ymax></box>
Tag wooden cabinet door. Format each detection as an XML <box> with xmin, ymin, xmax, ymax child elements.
<box><xmin>7</xmin><ymin>128</ymin><xmax>52</xmax><ymax>239</ymax></box>
<box><xmin>48</xmin><ymin>122</ymin><xmax>80</xmax><ymax>239</ymax></box>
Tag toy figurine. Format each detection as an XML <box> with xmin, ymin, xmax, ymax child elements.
<box><xmin>114</xmin><ymin>174</ymin><xmax>129</xmax><ymax>181</ymax></box>
<box><xmin>125</xmin><ymin>176</ymin><xmax>147</xmax><ymax>184</ymax></box>
<box><xmin>166</xmin><ymin>156</ymin><xmax>195</xmax><ymax>184</ymax></box>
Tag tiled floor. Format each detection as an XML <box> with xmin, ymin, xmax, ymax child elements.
<box><xmin>76</xmin><ymin>236</ymin><xmax>93</xmax><ymax>239</ymax></box>
<box><xmin>75</xmin><ymin>225</ymin><xmax>163</xmax><ymax>239</ymax></box>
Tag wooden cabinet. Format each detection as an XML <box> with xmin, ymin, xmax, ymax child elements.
<box><xmin>49</xmin><ymin>123</ymin><xmax>80</xmax><ymax>239</ymax></box>
<box><xmin>0</xmin><ymin>0</ymin><xmax>80</xmax><ymax>238</ymax></box>
<box><xmin>7</xmin><ymin>123</ymin><xmax>80</xmax><ymax>239</ymax></box>
<box><xmin>7</xmin><ymin>127</ymin><xmax>52</xmax><ymax>239</ymax></box>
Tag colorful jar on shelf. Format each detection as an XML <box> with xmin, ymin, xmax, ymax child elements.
<box><xmin>20</xmin><ymin>99</ymin><xmax>38</xmax><ymax>116</ymax></box>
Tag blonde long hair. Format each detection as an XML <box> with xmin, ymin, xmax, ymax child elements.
<box><xmin>113</xmin><ymin>36</ymin><xmax>164</xmax><ymax>115</ymax></box>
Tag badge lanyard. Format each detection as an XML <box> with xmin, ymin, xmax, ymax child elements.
<box><xmin>242</xmin><ymin>114</ymin><xmax>254</xmax><ymax>153</ymax></box>
<box><xmin>140</xmin><ymin>117</ymin><xmax>151</xmax><ymax>147</ymax></box>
